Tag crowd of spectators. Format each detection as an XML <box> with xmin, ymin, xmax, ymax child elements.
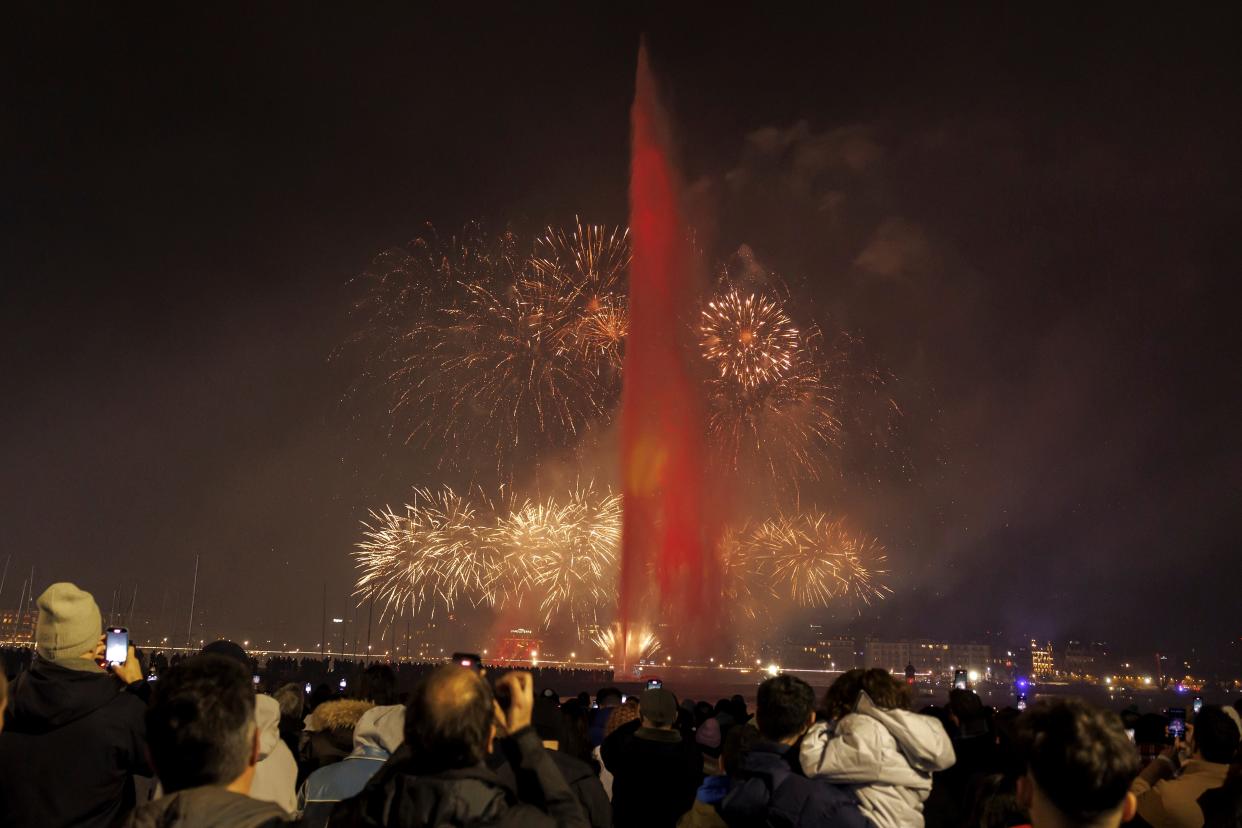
<box><xmin>2</xmin><ymin>582</ymin><xmax>1240</xmax><ymax>828</ymax></box>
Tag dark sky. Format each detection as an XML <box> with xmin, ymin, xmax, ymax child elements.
<box><xmin>4</xmin><ymin>6</ymin><xmax>1239</xmax><ymax>662</ymax></box>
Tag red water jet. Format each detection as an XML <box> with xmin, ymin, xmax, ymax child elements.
<box><xmin>618</xmin><ymin>42</ymin><xmax>719</xmax><ymax>673</ymax></box>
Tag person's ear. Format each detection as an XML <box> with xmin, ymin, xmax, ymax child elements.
<box><xmin>487</xmin><ymin>721</ymin><xmax>496</xmax><ymax>754</ymax></box>
<box><xmin>249</xmin><ymin>725</ymin><xmax>261</xmax><ymax>767</ymax></box>
<box><xmin>1016</xmin><ymin>773</ymin><xmax>1034</xmax><ymax>810</ymax></box>
<box><xmin>1121</xmin><ymin>792</ymin><xmax>1138</xmax><ymax>823</ymax></box>
<box><xmin>809</xmin><ymin>710</ymin><xmax>817</xmax><ymax>726</ymax></box>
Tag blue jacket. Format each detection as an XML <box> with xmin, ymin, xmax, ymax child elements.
<box><xmin>300</xmin><ymin>744</ymin><xmax>390</xmax><ymax>828</ymax></box>
<box><xmin>718</xmin><ymin>741</ymin><xmax>865</xmax><ymax>828</ymax></box>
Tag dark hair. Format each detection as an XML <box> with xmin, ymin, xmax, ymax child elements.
<box><xmin>1018</xmin><ymin>698</ymin><xmax>1139</xmax><ymax>822</ymax></box>
<box><xmin>146</xmin><ymin>654</ymin><xmax>256</xmax><ymax>792</ymax></box>
<box><xmin>823</xmin><ymin>669</ymin><xmax>865</xmax><ymax>721</ymax></box>
<box><xmin>1194</xmin><ymin>706</ymin><xmax>1241</xmax><ymax>764</ymax></box>
<box><xmin>859</xmin><ymin>668</ymin><xmax>911</xmax><ymax>711</ymax></box>
<box><xmin>559</xmin><ymin>704</ymin><xmax>599</xmax><ymax>772</ymax></box>
<box><xmin>1134</xmin><ymin>712</ymin><xmax>1169</xmax><ymax>747</ymax></box>
<box><xmin>694</xmin><ymin>701</ymin><xmax>715</xmax><ymax>727</ymax></box>
<box><xmin>359</xmin><ymin>663</ymin><xmax>398</xmax><ymax>705</ymax></box>
<box><xmin>406</xmin><ymin>665</ymin><xmax>494</xmax><ymax>770</ymax></box>
<box><xmin>756</xmin><ymin>675</ymin><xmax>815</xmax><ymax>742</ymax></box>
<box><xmin>597</xmin><ymin>686</ymin><xmax>622</xmax><ymax>706</ymax></box>
<box><xmin>722</xmin><ymin>723</ymin><xmax>761</xmax><ymax>775</ymax></box>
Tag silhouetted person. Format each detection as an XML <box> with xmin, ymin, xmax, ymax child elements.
<box><xmin>1132</xmin><ymin>705</ymin><xmax>1240</xmax><ymax>828</ymax></box>
<box><xmin>326</xmin><ymin>667</ymin><xmax>587</xmax><ymax>828</ymax></box>
<box><xmin>1016</xmin><ymin>698</ymin><xmax>1139</xmax><ymax>828</ymax></box>
<box><xmin>0</xmin><ymin>583</ymin><xmax>149</xmax><ymax>828</ymax></box>
<box><xmin>602</xmin><ymin>688</ymin><xmax>702</xmax><ymax>828</ymax></box>
<box><xmin>125</xmin><ymin>653</ymin><xmax>289</xmax><ymax>826</ymax></box>
<box><xmin>720</xmin><ymin>675</ymin><xmax>866</xmax><ymax>828</ymax></box>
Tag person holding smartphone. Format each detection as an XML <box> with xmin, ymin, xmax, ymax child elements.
<box><xmin>0</xmin><ymin>582</ymin><xmax>150</xmax><ymax>828</ymax></box>
<box><xmin>1130</xmin><ymin>705</ymin><xmax>1241</xmax><ymax>828</ymax></box>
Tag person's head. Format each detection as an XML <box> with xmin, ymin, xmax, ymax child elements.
<box><xmin>597</xmin><ymin>686</ymin><xmax>622</xmax><ymax>708</ymax></box>
<box><xmin>822</xmin><ymin>669</ymin><xmax>865</xmax><ymax>721</ymax></box>
<box><xmin>949</xmin><ymin>688</ymin><xmax>989</xmax><ymax>737</ymax></box>
<box><xmin>697</xmin><ymin>717</ymin><xmax>723</xmax><ymax>759</ymax></box>
<box><xmin>731</xmin><ymin>694</ymin><xmax>748</xmax><ymax>720</ymax></box>
<box><xmin>756</xmin><ymin>675</ymin><xmax>816</xmax><ymax>744</ymax></box>
<box><xmin>405</xmin><ymin>665</ymin><xmax>494</xmax><ymax>771</ymax></box>
<box><xmin>272</xmin><ymin>683</ymin><xmax>304</xmax><ymax>721</ymax></box>
<box><xmin>1016</xmin><ymin>698</ymin><xmax>1139</xmax><ymax>828</ymax></box>
<box><xmin>1191</xmin><ymin>706</ymin><xmax>1241</xmax><ymax>764</ymax></box>
<box><xmin>200</xmin><ymin>639</ymin><xmax>252</xmax><ymax>671</ymax></box>
<box><xmin>859</xmin><ymin>668</ymin><xmax>911</xmax><ymax>711</ymax></box>
<box><xmin>34</xmin><ymin>582</ymin><xmax>102</xmax><ymax>666</ymax></box>
<box><xmin>146</xmin><ymin>654</ymin><xmax>260</xmax><ymax>794</ymax></box>
<box><xmin>604</xmin><ymin>699</ymin><xmax>640</xmax><ymax>739</ymax></box>
<box><xmin>721</xmin><ymin>723</ymin><xmax>761</xmax><ymax>776</ymax></box>
<box><xmin>640</xmin><ymin>688</ymin><xmax>678</xmax><ymax>730</ymax></box>
<box><xmin>359</xmin><ymin>663</ymin><xmax>397</xmax><ymax>705</ymax></box>
<box><xmin>576</xmin><ymin>691</ymin><xmax>591</xmax><ymax>709</ymax></box>
<box><xmin>694</xmin><ymin>700</ymin><xmax>715</xmax><ymax>727</ymax></box>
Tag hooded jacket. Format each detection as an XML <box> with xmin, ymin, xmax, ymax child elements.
<box><xmin>251</xmin><ymin>693</ymin><xmax>299</xmax><ymax>814</ymax></box>
<box><xmin>601</xmin><ymin>720</ymin><xmax>703</xmax><ymax>828</ymax></box>
<box><xmin>300</xmin><ymin>704</ymin><xmax>406</xmax><ymax>828</ymax></box>
<box><xmin>0</xmin><ymin>658</ymin><xmax>150</xmax><ymax>828</ymax></box>
<box><xmin>799</xmin><ymin>692</ymin><xmax>955</xmax><ymax>828</ymax></box>
<box><xmin>303</xmin><ymin>699</ymin><xmax>376</xmax><ymax>777</ymax></box>
<box><xmin>123</xmin><ymin>785</ymin><xmax>290</xmax><ymax>828</ymax></box>
<box><xmin>325</xmin><ymin>726</ymin><xmax>589</xmax><ymax>828</ymax></box>
<box><xmin>718</xmin><ymin>740</ymin><xmax>865</xmax><ymax>828</ymax></box>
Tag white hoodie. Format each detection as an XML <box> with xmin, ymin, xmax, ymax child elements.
<box><xmin>248</xmin><ymin>693</ymin><xmax>299</xmax><ymax>815</ymax></box>
<box><xmin>800</xmin><ymin>691</ymin><xmax>955</xmax><ymax>828</ymax></box>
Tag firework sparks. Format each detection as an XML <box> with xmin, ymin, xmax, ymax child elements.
<box><xmin>591</xmin><ymin>622</ymin><xmax>661</xmax><ymax>664</ymax></box>
<box><xmin>353</xmin><ymin>487</ymin><xmax>493</xmax><ymax>620</ymax></box>
<box><xmin>531</xmin><ymin>219</ymin><xmax>631</xmax><ymax>369</ymax></box>
<box><xmin>752</xmin><ymin>512</ymin><xmax>890</xmax><ymax>607</ymax></box>
<box><xmin>700</xmin><ymin>288</ymin><xmax>801</xmax><ymax>389</ymax></box>
<box><xmin>355</xmin><ymin>484</ymin><xmax>622</xmax><ymax>627</ymax></box>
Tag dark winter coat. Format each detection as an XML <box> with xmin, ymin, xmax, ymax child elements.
<box><xmin>123</xmin><ymin>785</ymin><xmax>290</xmax><ymax>828</ymax></box>
<box><xmin>497</xmin><ymin>738</ymin><xmax>612</xmax><ymax>828</ymax></box>
<box><xmin>601</xmin><ymin>721</ymin><xmax>703</xmax><ymax>828</ymax></box>
<box><xmin>718</xmin><ymin>740</ymin><xmax>865</xmax><ymax>828</ymax></box>
<box><xmin>326</xmin><ymin>727</ymin><xmax>589</xmax><ymax>828</ymax></box>
<box><xmin>0</xmin><ymin>659</ymin><xmax>150</xmax><ymax>828</ymax></box>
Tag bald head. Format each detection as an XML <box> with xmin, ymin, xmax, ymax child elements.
<box><xmin>406</xmin><ymin>665</ymin><xmax>494</xmax><ymax>770</ymax></box>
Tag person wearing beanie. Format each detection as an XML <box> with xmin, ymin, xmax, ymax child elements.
<box><xmin>0</xmin><ymin>582</ymin><xmax>150</xmax><ymax>828</ymax></box>
<box><xmin>601</xmin><ymin>688</ymin><xmax>703</xmax><ymax>828</ymax></box>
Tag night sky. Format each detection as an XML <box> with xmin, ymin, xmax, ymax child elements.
<box><xmin>4</xmin><ymin>6</ymin><xmax>1239</xmax><ymax>662</ymax></box>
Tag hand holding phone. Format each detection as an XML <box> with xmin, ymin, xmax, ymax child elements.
<box><xmin>495</xmin><ymin>671</ymin><xmax>534</xmax><ymax>733</ymax></box>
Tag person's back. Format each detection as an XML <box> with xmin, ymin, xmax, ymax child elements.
<box><xmin>327</xmin><ymin>666</ymin><xmax>588</xmax><ymax>828</ymax></box>
<box><xmin>1131</xmin><ymin>705</ymin><xmax>1240</xmax><ymax>828</ymax></box>
<box><xmin>0</xmin><ymin>582</ymin><xmax>150</xmax><ymax>828</ymax></box>
<box><xmin>800</xmin><ymin>669</ymin><xmax>954</xmax><ymax>828</ymax></box>
<box><xmin>1016</xmin><ymin>698</ymin><xmax>1139</xmax><ymax>828</ymax></box>
<box><xmin>601</xmin><ymin>688</ymin><xmax>702</xmax><ymax>828</ymax></box>
<box><xmin>719</xmin><ymin>676</ymin><xmax>866</xmax><ymax>828</ymax></box>
<box><xmin>300</xmin><ymin>704</ymin><xmax>405</xmax><ymax>828</ymax></box>
<box><xmin>123</xmin><ymin>653</ymin><xmax>288</xmax><ymax>828</ymax></box>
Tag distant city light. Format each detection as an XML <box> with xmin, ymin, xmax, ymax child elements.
<box><xmin>766</xmin><ymin>663</ymin><xmax>781</xmax><ymax>677</ymax></box>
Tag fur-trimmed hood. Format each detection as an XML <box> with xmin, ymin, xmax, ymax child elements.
<box><xmin>308</xmin><ymin>699</ymin><xmax>375</xmax><ymax>732</ymax></box>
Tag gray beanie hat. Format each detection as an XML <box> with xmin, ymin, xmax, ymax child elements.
<box><xmin>35</xmin><ymin>583</ymin><xmax>102</xmax><ymax>663</ymax></box>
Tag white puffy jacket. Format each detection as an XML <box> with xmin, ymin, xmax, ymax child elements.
<box><xmin>800</xmin><ymin>691</ymin><xmax>955</xmax><ymax>828</ymax></box>
<box><xmin>248</xmin><ymin>693</ymin><xmax>298</xmax><ymax>815</ymax></box>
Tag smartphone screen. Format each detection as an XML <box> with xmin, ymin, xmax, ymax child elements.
<box><xmin>1125</xmin><ymin>728</ymin><xmax>1136</xmax><ymax>742</ymax></box>
<box><xmin>953</xmin><ymin>669</ymin><xmax>968</xmax><ymax>690</ymax></box>
<box><xmin>1192</xmin><ymin>697</ymin><xmax>1203</xmax><ymax>715</ymax></box>
<box><xmin>1167</xmin><ymin>707</ymin><xmax>1187</xmax><ymax>741</ymax></box>
<box><xmin>452</xmin><ymin>652</ymin><xmax>483</xmax><ymax>672</ymax></box>
<box><xmin>253</xmin><ymin>675</ymin><xmax>261</xmax><ymax>686</ymax></box>
<box><xmin>105</xmin><ymin>627</ymin><xmax>129</xmax><ymax>664</ymax></box>
<box><xmin>646</xmin><ymin>678</ymin><xmax>663</xmax><ymax>690</ymax></box>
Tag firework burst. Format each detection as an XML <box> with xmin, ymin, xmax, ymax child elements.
<box><xmin>700</xmin><ymin>288</ymin><xmax>801</xmax><ymax>389</ymax></box>
<box><xmin>531</xmin><ymin>219</ymin><xmax>631</xmax><ymax>370</ymax></box>
<box><xmin>353</xmin><ymin>486</ymin><xmax>494</xmax><ymax>620</ymax></box>
<box><xmin>591</xmin><ymin>622</ymin><xmax>661</xmax><ymax>664</ymax></box>
<box><xmin>752</xmin><ymin>512</ymin><xmax>890</xmax><ymax>607</ymax></box>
